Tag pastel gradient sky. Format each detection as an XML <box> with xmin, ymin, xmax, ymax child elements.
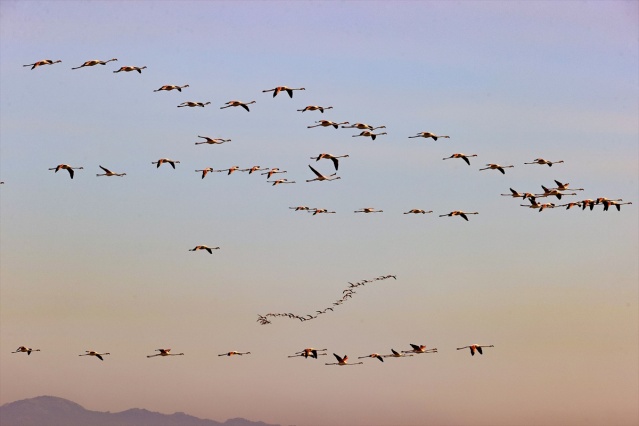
<box><xmin>1</xmin><ymin>1</ymin><xmax>637</xmax><ymax>425</ymax></box>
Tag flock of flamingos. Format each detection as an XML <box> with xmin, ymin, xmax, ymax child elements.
<box><xmin>9</xmin><ymin>57</ymin><xmax>633</xmax><ymax>366</ymax></box>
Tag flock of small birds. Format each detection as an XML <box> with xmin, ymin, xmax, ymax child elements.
<box><xmin>257</xmin><ymin>274</ymin><xmax>396</xmax><ymax>325</ymax></box>
<box><xmin>8</xmin><ymin>57</ymin><xmax>633</xmax><ymax>368</ymax></box>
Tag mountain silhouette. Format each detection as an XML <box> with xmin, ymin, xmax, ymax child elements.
<box><xmin>0</xmin><ymin>396</ymin><xmax>279</xmax><ymax>426</ymax></box>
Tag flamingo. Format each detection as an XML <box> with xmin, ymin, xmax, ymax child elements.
<box><xmin>240</xmin><ymin>166</ymin><xmax>268</xmax><ymax>174</ymax></box>
<box><xmin>310</xmin><ymin>208</ymin><xmax>336</xmax><ymax>215</ymax></box>
<box><xmin>536</xmin><ymin>185</ymin><xmax>576</xmax><ymax>200</ymax></box>
<box><xmin>12</xmin><ymin>346</ymin><xmax>40</xmax><ymax>355</ymax></box>
<box><xmin>220</xmin><ymin>100</ymin><xmax>256</xmax><ymax>111</ymax></box>
<box><xmin>580</xmin><ymin>199</ymin><xmax>597</xmax><ymax>211</ymax></box>
<box><xmin>457</xmin><ymin>344</ymin><xmax>494</xmax><ymax>356</ymax></box>
<box><xmin>24</xmin><ymin>59</ymin><xmax>62</xmax><ymax>70</ymax></box>
<box><xmin>49</xmin><ymin>164</ymin><xmax>83</xmax><ymax>179</ymax></box>
<box><xmin>326</xmin><ymin>353</ymin><xmax>363</xmax><ymax>366</ymax></box>
<box><xmin>298</xmin><ymin>105</ymin><xmax>333</xmax><ymax>113</ymax></box>
<box><xmin>404</xmin><ymin>209</ymin><xmax>433</xmax><ymax>214</ymax></box>
<box><xmin>152</xmin><ymin>158</ymin><xmax>180</xmax><ymax>169</ymax></box>
<box><xmin>501</xmin><ymin>188</ymin><xmax>534</xmax><ymax>200</ymax></box>
<box><xmin>538</xmin><ymin>202</ymin><xmax>556</xmax><ymax>212</ymax></box>
<box><xmin>195</xmin><ymin>168</ymin><xmax>215</xmax><ymax>179</ymax></box>
<box><xmin>358</xmin><ymin>353</ymin><xmax>384</xmax><ymax>362</ymax></box>
<box><xmin>524</xmin><ymin>158</ymin><xmax>564</xmax><ymax>167</ymax></box>
<box><xmin>113</xmin><ymin>66</ymin><xmax>146</xmax><ymax>73</ymax></box>
<box><xmin>402</xmin><ymin>344</ymin><xmax>437</xmax><ymax>354</ymax></box>
<box><xmin>96</xmin><ymin>165</ymin><xmax>126</xmax><ymax>177</ymax></box>
<box><xmin>147</xmin><ymin>349</ymin><xmax>184</xmax><ymax>358</ymax></box>
<box><xmin>177</xmin><ymin>101</ymin><xmax>211</xmax><ymax>108</ymax></box>
<box><xmin>263</xmin><ymin>86</ymin><xmax>305</xmax><ymax>98</ymax></box>
<box><xmin>308</xmin><ymin>120</ymin><xmax>350</xmax><ymax>129</ymax></box>
<box><xmin>521</xmin><ymin>198</ymin><xmax>542</xmax><ymax>209</ymax></box>
<box><xmin>189</xmin><ymin>245</ymin><xmax>220</xmax><ymax>254</ymax></box>
<box><xmin>195</xmin><ymin>136</ymin><xmax>231</xmax><ymax>145</ymax></box>
<box><xmin>354</xmin><ymin>208</ymin><xmax>383</xmax><ymax>213</ymax></box>
<box><xmin>443</xmin><ymin>153</ymin><xmax>477</xmax><ymax>166</ymax></box>
<box><xmin>352</xmin><ymin>130</ymin><xmax>387</xmax><ymax>140</ymax></box>
<box><xmin>217</xmin><ymin>166</ymin><xmax>241</xmax><ymax>175</ymax></box>
<box><xmin>306</xmin><ymin>165</ymin><xmax>341</xmax><ymax>182</ymax></box>
<box><xmin>479</xmin><ymin>164</ymin><xmax>514</xmax><ymax>174</ymax></box>
<box><xmin>79</xmin><ymin>351</ymin><xmax>110</xmax><ymax>361</ymax></box>
<box><xmin>289</xmin><ymin>348</ymin><xmax>327</xmax><ymax>359</ymax></box>
<box><xmin>553</xmin><ymin>180</ymin><xmax>584</xmax><ymax>191</ymax></box>
<box><xmin>310</xmin><ymin>153</ymin><xmax>349</xmax><ymax>170</ymax></box>
<box><xmin>261</xmin><ymin>168</ymin><xmax>287</xmax><ymax>179</ymax></box>
<box><xmin>72</xmin><ymin>58</ymin><xmax>117</xmax><ymax>69</ymax></box>
<box><xmin>439</xmin><ymin>211</ymin><xmax>479</xmax><ymax>221</ymax></box>
<box><xmin>557</xmin><ymin>201</ymin><xmax>583</xmax><ymax>210</ymax></box>
<box><xmin>383</xmin><ymin>349</ymin><xmax>413</xmax><ymax>358</ymax></box>
<box><xmin>289</xmin><ymin>206</ymin><xmax>313</xmax><ymax>211</ymax></box>
<box><xmin>408</xmin><ymin>132</ymin><xmax>449</xmax><ymax>140</ymax></box>
<box><xmin>154</xmin><ymin>84</ymin><xmax>189</xmax><ymax>92</ymax></box>
<box><xmin>268</xmin><ymin>179</ymin><xmax>296</xmax><ymax>186</ymax></box>
<box><xmin>218</xmin><ymin>351</ymin><xmax>251</xmax><ymax>356</ymax></box>
<box><xmin>602</xmin><ymin>200</ymin><xmax>632</xmax><ymax>211</ymax></box>
<box><xmin>342</xmin><ymin>123</ymin><xmax>386</xmax><ymax>130</ymax></box>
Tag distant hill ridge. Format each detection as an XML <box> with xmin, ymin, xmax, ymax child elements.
<box><xmin>0</xmin><ymin>396</ymin><xmax>280</xmax><ymax>426</ymax></box>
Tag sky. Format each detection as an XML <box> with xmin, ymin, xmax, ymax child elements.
<box><xmin>1</xmin><ymin>1</ymin><xmax>638</xmax><ymax>425</ymax></box>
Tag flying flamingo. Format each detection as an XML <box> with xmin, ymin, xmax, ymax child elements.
<box><xmin>289</xmin><ymin>206</ymin><xmax>313</xmax><ymax>211</ymax></box>
<box><xmin>220</xmin><ymin>100</ymin><xmax>256</xmax><ymax>111</ymax></box>
<box><xmin>383</xmin><ymin>349</ymin><xmax>413</xmax><ymax>358</ymax></box>
<box><xmin>536</xmin><ymin>185</ymin><xmax>576</xmax><ymax>200</ymax></box>
<box><xmin>524</xmin><ymin>158</ymin><xmax>564</xmax><ymax>167</ymax></box>
<box><xmin>147</xmin><ymin>349</ymin><xmax>184</xmax><ymax>358</ymax></box>
<box><xmin>557</xmin><ymin>202</ymin><xmax>583</xmax><ymax>210</ymax></box>
<box><xmin>404</xmin><ymin>209</ymin><xmax>433</xmax><ymax>214</ymax></box>
<box><xmin>580</xmin><ymin>199</ymin><xmax>596</xmax><ymax>211</ymax></box>
<box><xmin>79</xmin><ymin>351</ymin><xmax>110</xmax><ymax>361</ymax></box>
<box><xmin>262</xmin><ymin>86</ymin><xmax>305</xmax><ymax>98</ymax></box>
<box><xmin>298</xmin><ymin>105</ymin><xmax>332</xmax><ymax>113</ymax></box>
<box><xmin>189</xmin><ymin>245</ymin><xmax>220</xmax><ymax>254</ymax></box>
<box><xmin>113</xmin><ymin>66</ymin><xmax>146</xmax><ymax>73</ymax></box>
<box><xmin>218</xmin><ymin>351</ymin><xmax>251</xmax><ymax>356</ymax></box>
<box><xmin>289</xmin><ymin>348</ymin><xmax>327</xmax><ymax>359</ymax></box>
<box><xmin>342</xmin><ymin>123</ymin><xmax>386</xmax><ymax>130</ymax></box>
<box><xmin>154</xmin><ymin>84</ymin><xmax>189</xmax><ymax>92</ymax></box>
<box><xmin>443</xmin><ymin>153</ymin><xmax>477</xmax><ymax>166</ymax></box>
<box><xmin>49</xmin><ymin>164</ymin><xmax>83</xmax><ymax>179</ymax></box>
<box><xmin>439</xmin><ymin>211</ymin><xmax>479</xmax><ymax>221</ymax></box>
<box><xmin>479</xmin><ymin>164</ymin><xmax>514</xmax><ymax>174</ymax></box>
<box><xmin>501</xmin><ymin>188</ymin><xmax>534</xmax><ymax>199</ymax></box>
<box><xmin>12</xmin><ymin>346</ymin><xmax>40</xmax><ymax>355</ymax></box>
<box><xmin>310</xmin><ymin>153</ymin><xmax>349</xmax><ymax>170</ymax></box>
<box><xmin>24</xmin><ymin>59</ymin><xmax>61</xmax><ymax>70</ymax></box>
<box><xmin>358</xmin><ymin>353</ymin><xmax>384</xmax><ymax>362</ymax></box>
<box><xmin>195</xmin><ymin>168</ymin><xmax>215</xmax><ymax>179</ymax></box>
<box><xmin>325</xmin><ymin>353</ymin><xmax>363</xmax><ymax>366</ymax></box>
<box><xmin>308</xmin><ymin>120</ymin><xmax>349</xmax><ymax>129</ymax></box>
<box><xmin>268</xmin><ymin>179</ymin><xmax>296</xmax><ymax>186</ymax></box>
<box><xmin>310</xmin><ymin>208</ymin><xmax>336</xmax><ymax>215</ymax></box>
<box><xmin>306</xmin><ymin>165</ymin><xmax>341</xmax><ymax>182</ymax></box>
<box><xmin>261</xmin><ymin>168</ymin><xmax>287</xmax><ymax>179</ymax></box>
<box><xmin>152</xmin><ymin>158</ymin><xmax>180</xmax><ymax>169</ymax></box>
<box><xmin>96</xmin><ymin>165</ymin><xmax>126</xmax><ymax>177</ymax></box>
<box><xmin>602</xmin><ymin>200</ymin><xmax>632</xmax><ymax>211</ymax></box>
<box><xmin>72</xmin><ymin>58</ymin><xmax>117</xmax><ymax>69</ymax></box>
<box><xmin>240</xmin><ymin>166</ymin><xmax>268</xmax><ymax>174</ymax></box>
<box><xmin>402</xmin><ymin>344</ymin><xmax>437</xmax><ymax>354</ymax></box>
<box><xmin>195</xmin><ymin>136</ymin><xmax>231</xmax><ymax>145</ymax></box>
<box><xmin>552</xmin><ymin>180</ymin><xmax>584</xmax><ymax>191</ymax></box>
<box><xmin>408</xmin><ymin>132</ymin><xmax>449</xmax><ymax>141</ymax></box>
<box><xmin>352</xmin><ymin>130</ymin><xmax>387</xmax><ymax>140</ymax></box>
<box><xmin>457</xmin><ymin>344</ymin><xmax>494</xmax><ymax>356</ymax></box>
<box><xmin>354</xmin><ymin>208</ymin><xmax>383</xmax><ymax>213</ymax></box>
<box><xmin>177</xmin><ymin>101</ymin><xmax>211</xmax><ymax>108</ymax></box>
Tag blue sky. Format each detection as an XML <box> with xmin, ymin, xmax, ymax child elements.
<box><xmin>1</xmin><ymin>2</ymin><xmax>637</xmax><ymax>425</ymax></box>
